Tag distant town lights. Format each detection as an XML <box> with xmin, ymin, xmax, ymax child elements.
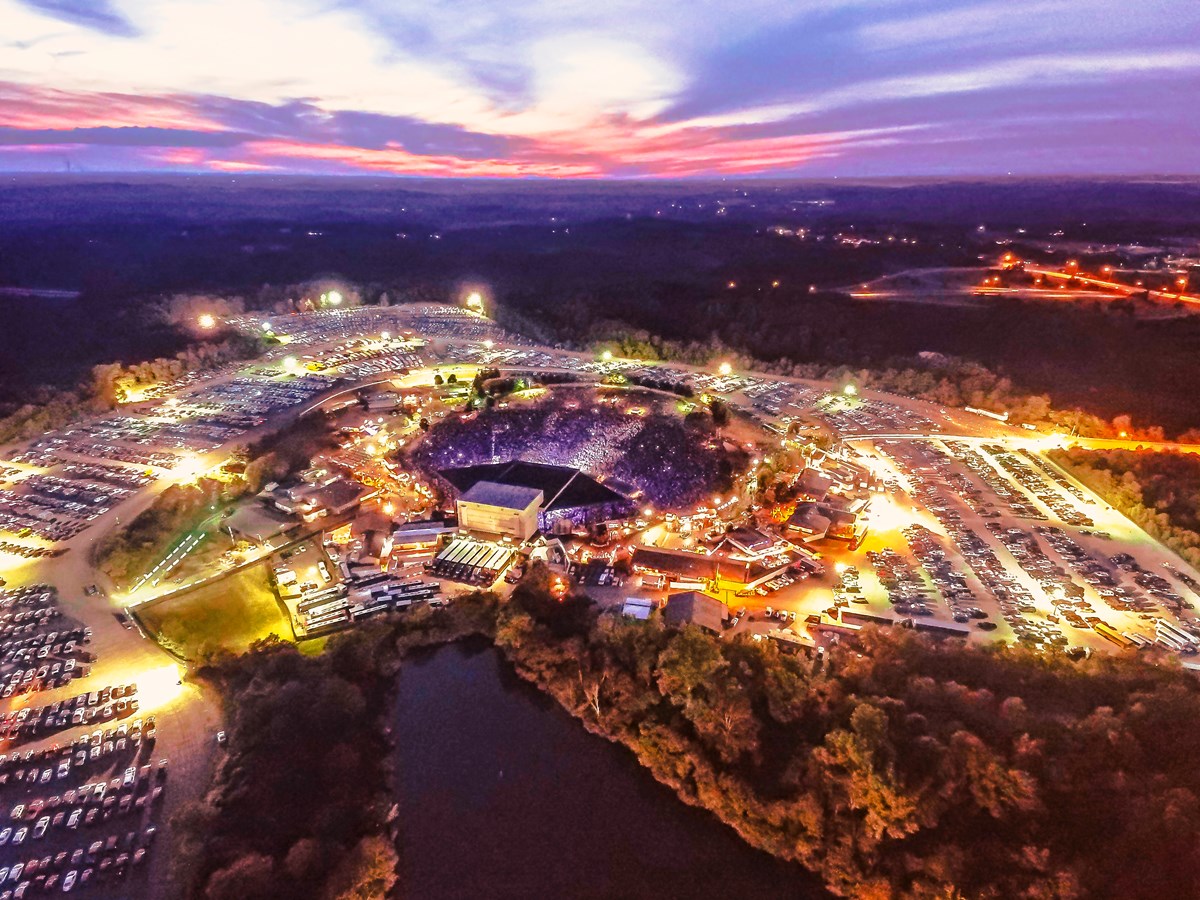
<box><xmin>197</xmin><ymin>314</ymin><xmax>216</xmax><ymax>329</ymax></box>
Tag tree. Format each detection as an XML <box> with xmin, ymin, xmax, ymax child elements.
<box><xmin>814</xmin><ymin>704</ymin><xmax>921</xmax><ymax>845</ymax></box>
<box><xmin>578</xmin><ymin>661</ymin><xmax>607</xmax><ymax>719</ymax></box>
<box><xmin>710</xmin><ymin>399</ymin><xmax>730</xmax><ymax>428</ymax></box>
<box><xmin>283</xmin><ymin>838</ymin><xmax>326</xmax><ymax>882</ymax></box>
<box><xmin>656</xmin><ymin>627</ymin><xmax>726</xmax><ymax>707</ymax></box>
<box><xmin>321</xmin><ymin>835</ymin><xmax>399</xmax><ymax>900</ymax></box>
<box><xmin>687</xmin><ymin>679</ymin><xmax>761</xmax><ymax>762</ymax></box>
<box><xmin>204</xmin><ymin>852</ymin><xmax>275</xmax><ymax>900</ymax></box>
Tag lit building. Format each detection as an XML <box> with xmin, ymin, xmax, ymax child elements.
<box><xmin>439</xmin><ymin>460</ymin><xmax>630</xmax><ymax>533</ymax></box>
<box><xmin>456</xmin><ymin>481</ymin><xmax>542</xmax><ymax>541</ymax></box>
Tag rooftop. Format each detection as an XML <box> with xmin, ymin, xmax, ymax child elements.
<box><xmin>460</xmin><ymin>480</ymin><xmax>544</xmax><ymax>512</ymax></box>
<box><xmin>442</xmin><ymin>459</ymin><xmax>627</xmax><ymax>510</ymax></box>
<box><xmin>663</xmin><ymin>591</ymin><xmax>727</xmax><ymax>633</ymax></box>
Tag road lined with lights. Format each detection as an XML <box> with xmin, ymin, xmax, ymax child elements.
<box><xmin>1026</xmin><ymin>266</ymin><xmax>1197</xmax><ymax>306</ymax></box>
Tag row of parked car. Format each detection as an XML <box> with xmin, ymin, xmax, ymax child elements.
<box><xmin>0</xmin><ymin>822</ymin><xmax>156</xmax><ymax>895</ymax></box>
<box><xmin>880</xmin><ymin>441</ymin><xmax>1063</xmax><ymax>644</ymax></box>
<box><xmin>1</xmin><ymin>718</ymin><xmax>158</xmax><ymax>795</ymax></box>
<box><xmin>1</xmin><ymin>686</ymin><xmax>138</xmax><ymax>747</ymax></box>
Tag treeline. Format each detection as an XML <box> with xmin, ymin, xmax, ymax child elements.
<box><xmin>92</xmin><ymin>477</ymin><xmax>242</xmax><ymax>586</ymax></box>
<box><xmin>0</xmin><ymin>333</ymin><xmax>264</xmax><ymax>448</ymax></box>
<box><xmin>170</xmin><ymin>601</ymin><xmax>498</xmax><ymax>899</ymax></box>
<box><xmin>492</xmin><ymin>566</ymin><xmax>1200</xmax><ymax>899</ymax></box>
<box><xmin>243</xmin><ymin>408</ymin><xmax>340</xmax><ymax>493</ymax></box>
<box><xmin>492</xmin><ymin>290</ymin><xmax>1198</xmax><ymax>438</ymax></box>
<box><xmin>0</xmin><ymin>386</ymin><xmax>99</xmax><ymax>447</ymax></box>
<box><xmin>170</xmin><ymin>632</ymin><xmax>399</xmax><ymax>900</ymax></box>
<box><xmin>89</xmin><ymin>331</ymin><xmax>265</xmax><ymax>405</ymax></box>
<box><xmin>1051</xmin><ymin>448</ymin><xmax>1200</xmax><ymax>568</ymax></box>
<box><xmin>514</xmin><ymin>312</ymin><xmax>1162</xmax><ymax>439</ymax></box>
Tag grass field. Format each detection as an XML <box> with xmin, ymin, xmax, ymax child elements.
<box><xmin>138</xmin><ymin>564</ymin><xmax>291</xmax><ymax>660</ymax></box>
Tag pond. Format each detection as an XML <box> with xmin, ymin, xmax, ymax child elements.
<box><xmin>391</xmin><ymin>640</ymin><xmax>826</xmax><ymax>899</ymax></box>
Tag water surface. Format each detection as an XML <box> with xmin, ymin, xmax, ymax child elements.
<box><xmin>391</xmin><ymin>640</ymin><xmax>825</xmax><ymax>899</ymax></box>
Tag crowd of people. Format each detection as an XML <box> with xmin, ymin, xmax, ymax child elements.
<box><xmin>408</xmin><ymin>388</ymin><xmax>746</xmax><ymax>510</ymax></box>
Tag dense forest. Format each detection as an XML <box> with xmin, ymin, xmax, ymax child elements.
<box><xmin>169</xmin><ymin>632</ymin><xmax>400</xmax><ymax>900</ymax></box>
<box><xmin>1052</xmin><ymin>449</ymin><xmax>1200</xmax><ymax>568</ymax></box>
<box><xmin>2</xmin><ymin>178</ymin><xmax>1199</xmax><ymax>435</ymax></box>
<box><xmin>168</xmin><ymin>602</ymin><xmax>496</xmax><ymax>899</ymax></box>
<box><xmin>171</xmin><ymin>576</ymin><xmax>1200</xmax><ymax>899</ymax></box>
<box><xmin>496</xmin><ymin>567</ymin><xmax>1200</xmax><ymax>899</ymax></box>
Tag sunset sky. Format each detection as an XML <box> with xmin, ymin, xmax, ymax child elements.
<box><xmin>2</xmin><ymin>0</ymin><xmax>1197</xmax><ymax>177</ymax></box>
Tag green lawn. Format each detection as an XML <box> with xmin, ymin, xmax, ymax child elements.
<box><xmin>138</xmin><ymin>564</ymin><xmax>291</xmax><ymax>660</ymax></box>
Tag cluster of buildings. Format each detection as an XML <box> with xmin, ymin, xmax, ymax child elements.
<box><xmin>243</xmin><ymin>418</ymin><xmax>873</xmax><ymax>644</ymax></box>
<box><xmin>783</xmin><ymin>451</ymin><xmax>872</xmax><ymax>547</ymax></box>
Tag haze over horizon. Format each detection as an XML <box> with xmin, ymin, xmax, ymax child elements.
<box><xmin>1</xmin><ymin>0</ymin><xmax>1198</xmax><ymax>178</ymax></box>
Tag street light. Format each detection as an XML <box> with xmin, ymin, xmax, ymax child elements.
<box><xmin>328</xmin><ymin>290</ymin><xmax>343</xmax><ymax>306</ymax></box>
<box><xmin>465</xmin><ymin>291</ymin><xmax>484</xmax><ymax>311</ymax></box>
<box><xmin>601</xmin><ymin>350</ymin><xmax>613</xmax><ymax>362</ymax></box>
<box><xmin>718</xmin><ymin>361</ymin><xmax>733</xmax><ymax>376</ymax></box>
<box><xmin>197</xmin><ymin>314</ymin><xmax>216</xmax><ymax>330</ymax></box>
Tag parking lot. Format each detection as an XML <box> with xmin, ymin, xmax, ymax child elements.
<box><xmin>0</xmin><ymin>587</ymin><xmax>171</xmax><ymax>898</ymax></box>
